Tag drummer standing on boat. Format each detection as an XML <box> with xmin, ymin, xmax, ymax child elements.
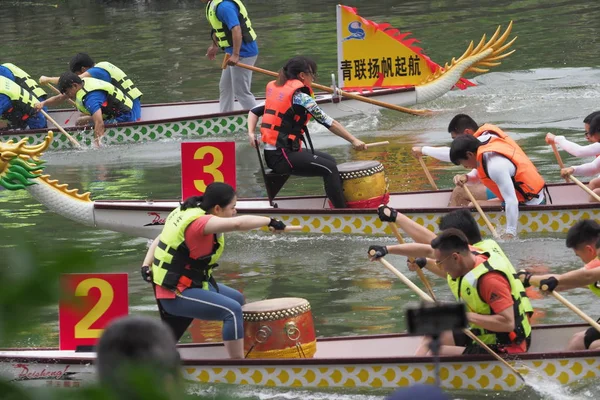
<box><xmin>202</xmin><ymin>0</ymin><xmax>258</xmax><ymax>112</ymax></box>
<box><xmin>450</xmin><ymin>133</ymin><xmax>547</xmax><ymax>239</ymax></box>
<box><xmin>247</xmin><ymin>56</ymin><xmax>367</xmax><ymax>208</ymax></box>
<box><xmin>0</xmin><ymin>64</ymin><xmax>47</xmax><ymax>130</ymax></box>
<box><xmin>520</xmin><ymin>220</ymin><xmax>600</xmax><ymax>351</ymax></box>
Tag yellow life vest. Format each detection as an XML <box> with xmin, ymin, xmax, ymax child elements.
<box><xmin>205</xmin><ymin>0</ymin><xmax>257</xmax><ymax>49</ymax></box>
<box><xmin>0</xmin><ymin>76</ymin><xmax>40</xmax><ymax>127</ymax></box>
<box><xmin>1</xmin><ymin>63</ymin><xmax>47</xmax><ymax>100</ymax></box>
<box><xmin>75</xmin><ymin>77</ymin><xmax>133</xmax><ymax>118</ymax></box>
<box><xmin>152</xmin><ymin>206</ymin><xmax>224</xmax><ymax>292</ymax></box>
<box><xmin>94</xmin><ymin>61</ymin><xmax>142</xmax><ymax>100</ymax></box>
<box><xmin>584</xmin><ymin>258</ymin><xmax>600</xmax><ymax>297</ymax></box>
<box><xmin>447</xmin><ymin>254</ymin><xmax>532</xmax><ymax>347</ymax></box>
<box><xmin>472</xmin><ymin>239</ymin><xmax>534</xmax><ymax>316</ymax></box>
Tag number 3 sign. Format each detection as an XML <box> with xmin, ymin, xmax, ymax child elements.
<box><xmin>181</xmin><ymin>142</ymin><xmax>236</xmax><ymax>200</ymax></box>
<box><xmin>59</xmin><ymin>273</ymin><xmax>128</xmax><ymax>351</ymax></box>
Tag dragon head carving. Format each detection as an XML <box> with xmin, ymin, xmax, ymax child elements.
<box><xmin>0</xmin><ymin>132</ymin><xmax>53</xmax><ymax>190</ymax></box>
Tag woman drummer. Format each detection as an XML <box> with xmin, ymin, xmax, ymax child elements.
<box><xmin>247</xmin><ymin>56</ymin><xmax>367</xmax><ymax>208</ymax></box>
<box><xmin>141</xmin><ymin>182</ymin><xmax>287</xmax><ymax>359</ymax></box>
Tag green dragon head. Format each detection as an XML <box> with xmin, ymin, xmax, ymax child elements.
<box><xmin>0</xmin><ymin>132</ymin><xmax>53</xmax><ymax>191</ymax></box>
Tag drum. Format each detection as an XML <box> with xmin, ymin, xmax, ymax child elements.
<box><xmin>242</xmin><ymin>297</ymin><xmax>316</xmax><ymax>359</ymax></box>
<box><xmin>338</xmin><ymin>161</ymin><xmax>389</xmax><ymax>208</ymax></box>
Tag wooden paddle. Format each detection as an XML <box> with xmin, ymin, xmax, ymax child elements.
<box><xmin>387</xmin><ymin>223</ymin><xmax>437</xmax><ymax>300</ymax></box>
<box><xmin>463</xmin><ymin>184</ymin><xmax>500</xmax><ymax>239</ymax></box>
<box><xmin>567</xmin><ymin>175</ymin><xmax>600</xmax><ymax>203</ymax></box>
<box><xmin>39</xmin><ymin>109</ymin><xmax>81</xmax><ymax>149</ymax></box>
<box><xmin>221</xmin><ymin>55</ymin><xmax>433</xmax><ymax>117</ymax></box>
<box><xmin>283</xmin><ymin>225</ymin><xmax>303</xmax><ymax>232</ymax></box>
<box><xmin>365</xmin><ymin>141</ymin><xmax>389</xmax><ymax>148</ymax></box>
<box><xmin>539</xmin><ymin>283</ymin><xmax>600</xmax><ymax>333</ymax></box>
<box><xmin>549</xmin><ymin>141</ymin><xmax>569</xmax><ymax>183</ymax></box>
<box><xmin>417</xmin><ymin>156</ymin><xmax>438</xmax><ymax>190</ymax></box>
<box><xmin>375</xmin><ymin>256</ymin><xmax>526</xmax><ymax>382</ymax></box>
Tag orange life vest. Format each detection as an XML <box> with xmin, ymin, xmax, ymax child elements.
<box><xmin>260</xmin><ymin>79</ymin><xmax>313</xmax><ymax>151</ymax></box>
<box><xmin>476</xmin><ymin>136</ymin><xmax>546</xmax><ymax>202</ymax></box>
<box><xmin>473</xmin><ymin>123</ymin><xmax>523</xmax><ymax>148</ymax></box>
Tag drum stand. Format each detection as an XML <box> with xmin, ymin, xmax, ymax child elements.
<box><xmin>254</xmin><ymin>139</ymin><xmax>289</xmax><ymax>207</ymax></box>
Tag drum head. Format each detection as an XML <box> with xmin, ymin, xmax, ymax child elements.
<box><xmin>242</xmin><ymin>297</ymin><xmax>308</xmax><ymax>313</ymax></box>
<box><xmin>337</xmin><ymin>161</ymin><xmax>382</xmax><ymax>173</ymax></box>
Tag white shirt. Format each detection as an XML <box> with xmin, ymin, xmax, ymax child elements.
<box><xmin>466</xmin><ymin>153</ymin><xmax>545</xmax><ymax>236</ymax></box>
<box><xmin>555</xmin><ymin>136</ymin><xmax>600</xmax><ymax>157</ymax></box>
<box><xmin>421</xmin><ymin>133</ymin><xmax>500</xmax><ymax>162</ymax></box>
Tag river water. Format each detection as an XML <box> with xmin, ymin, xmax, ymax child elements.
<box><xmin>2</xmin><ymin>0</ymin><xmax>600</xmax><ymax>399</ymax></box>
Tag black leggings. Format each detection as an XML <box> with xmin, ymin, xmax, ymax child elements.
<box><xmin>264</xmin><ymin>148</ymin><xmax>346</xmax><ymax>208</ymax></box>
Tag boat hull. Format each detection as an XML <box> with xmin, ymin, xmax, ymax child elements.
<box><xmin>0</xmin><ymin>88</ymin><xmax>416</xmax><ymax>151</ymax></box>
<box><xmin>90</xmin><ymin>183</ymin><xmax>600</xmax><ymax>239</ymax></box>
<box><xmin>1</xmin><ymin>324</ymin><xmax>598</xmax><ymax>392</ymax></box>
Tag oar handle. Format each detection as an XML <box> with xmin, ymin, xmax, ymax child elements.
<box><xmin>39</xmin><ymin>109</ymin><xmax>81</xmax><ymax>149</ymax></box>
<box><xmin>417</xmin><ymin>156</ymin><xmax>438</xmax><ymax>190</ymax></box>
<box><xmin>365</xmin><ymin>141</ymin><xmax>389</xmax><ymax>148</ymax></box>
<box><xmin>569</xmin><ymin>175</ymin><xmax>600</xmax><ymax>203</ymax></box>
<box><xmin>388</xmin><ymin>223</ymin><xmax>437</xmax><ymax>301</ymax></box>
<box><xmin>283</xmin><ymin>225</ymin><xmax>303</xmax><ymax>232</ymax></box>
<box><xmin>377</xmin><ymin>257</ymin><xmax>525</xmax><ymax>382</ymax></box>
<box><xmin>226</xmin><ymin>57</ymin><xmax>432</xmax><ymax>117</ymax></box>
<box><xmin>463</xmin><ymin>185</ymin><xmax>499</xmax><ymax>238</ymax></box>
<box><xmin>550</xmin><ymin>291</ymin><xmax>600</xmax><ymax>333</ymax></box>
<box><xmin>550</xmin><ymin>141</ymin><xmax>569</xmax><ymax>183</ymax></box>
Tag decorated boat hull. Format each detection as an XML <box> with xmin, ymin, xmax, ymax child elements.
<box><xmin>0</xmin><ymin>324</ymin><xmax>598</xmax><ymax>392</ymax></box>
<box><xmin>34</xmin><ymin>180</ymin><xmax>600</xmax><ymax>239</ymax></box>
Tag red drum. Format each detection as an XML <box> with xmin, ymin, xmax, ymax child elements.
<box><xmin>338</xmin><ymin>161</ymin><xmax>389</xmax><ymax>208</ymax></box>
<box><xmin>242</xmin><ymin>297</ymin><xmax>316</xmax><ymax>359</ymax></box>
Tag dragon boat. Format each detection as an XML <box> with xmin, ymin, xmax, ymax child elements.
<box><xmin>1</xmin><ymin>323</ymin><xmax>599</xmax><ymax>392</ymax></box>
<box><xmin>1</xmin><ymin>133</ymin><xmax>597</xmax><ymax>239</ymax></box>
<box><xmin>0</xmin><ymin>20</ymin><xmax>516</xmax><ymax>151</ymax></box>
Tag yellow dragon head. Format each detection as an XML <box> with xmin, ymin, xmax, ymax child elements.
<box><xmin>0</xmin><ymin>132</ymin><xmax>53</xmax><ymax>190</ymax></box>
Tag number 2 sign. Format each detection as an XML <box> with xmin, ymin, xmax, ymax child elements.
<box><xmin>181</xmin><ymin>142</ymin><xmax>236</xmax><ymax>200</ymax></box>
<box><xmin>59</xmin><ymin>273</ymin><xmax>128</xmax><ymax>351</ymax></box>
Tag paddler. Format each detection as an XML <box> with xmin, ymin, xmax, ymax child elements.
<box><xmin>411</xmin><ymin>114</ymin><xmax>515</xmax><ymax>206</ymax></box>
<box><xmin>371</xmin><ymin>227</ymin><xmax>532</xmax><ymax>356</ymax></box>
<box><xmin>552</xmin><ymin>114</ymin><xmax>600</xmax><ymax>201</ymax></box>
<box><xmin>247</xmin><ymin>56</ymin><xmax>367</xmax><ymax>208</ymax></box>
<box><xmin>0</xmin><ymin>63</ymin><xmax>47</xmax><ymax>130</ymax></box>
<box><xmin>519</xmin><ymin>220</ymin><xmax>600</xmax><ymax>350</ymax></box>
<box><xmin>39</xmin><ymin>72</ymin><xmax>136</xmax><ymax>146</ymax></box>
<box><xmin>39</xmin><ymin>53</ymin><xmax>143</xmax><ymax>124</ymax></box>
<box><xmin>450</xmin><ymin>132</ymin><xmax>547</xmax><ymax>239</ymax></box>
<box><xmin>140</xmin><ymin>182</ymin><xmax>288</xmax><ymax>359</ymax></box>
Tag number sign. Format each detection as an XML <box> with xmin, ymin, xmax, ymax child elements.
<box><xmin>181</xmin><ymin>142</ymin><xmax>236</xmax><ymax>200</ymax></box>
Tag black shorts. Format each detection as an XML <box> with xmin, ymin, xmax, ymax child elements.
<box><xmin>584</xmin><ymin>319</ymin><xmax>600</xmax><ymax>349</ymax></box>
<box><xmin>452</xmin><ymin>330</ymin><xmax>531</xmax><ymax>355</ymax></box>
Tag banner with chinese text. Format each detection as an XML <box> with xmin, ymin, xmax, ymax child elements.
<box><xmin>336</xmin><ymin>5</ymin><xmax>473</xmax><ymax>90</ymax></box>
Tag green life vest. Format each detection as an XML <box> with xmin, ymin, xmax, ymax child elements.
<box><xmin>152</xmin><ymin>206</ymin><xmax>224</xmax><ymax>292</ymax></box>
<box><xmin>1</xmin><ymin>63</ymin><xmax>47</xmax><ymax>100</ymax></box>
<box><xmin>0</xmin><ymin>76</ymin><xmax>40</xmax><ymax>128</ymax></box>
<box><xmin>473</xmin><ymin>239</ymin><xmax>534</xmax><ymax>316</ymax></box>
<box><xmin>584</xmin><ymin>258</ymin><xmax>600</xmax><ymax>297</ymax></box>
<box><xmin>94</xmin><ymin>61</ymin><xmax>143</xmax><ymax>101</ymax></box>
<box><xmin>447</xmin><ymin>254</ymin><xmax>532</xmax><ymax>347</ymax></box>
<box><xmin>205</xmin><ymin>0</ymin><xmax>257</xmax><ymax>49</ymax></box>
<box><xmin>75</xmin><ymin>77</ymin><xmax>133</xmax><ymax>119</ymax></box>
